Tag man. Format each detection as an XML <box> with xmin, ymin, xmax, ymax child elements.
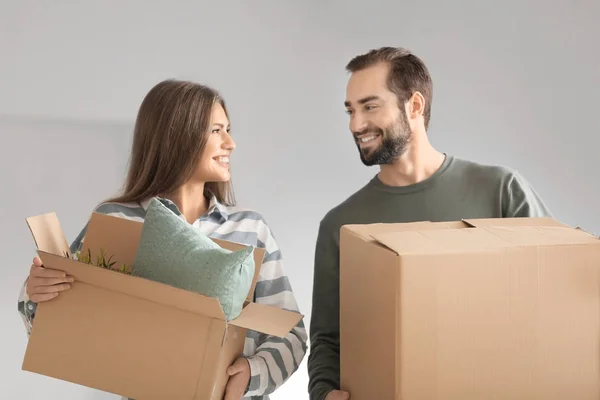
<box><xmin>307</xmin><ymin>46</ymin><xmax>552</xmax><ymax>400</ymax></box>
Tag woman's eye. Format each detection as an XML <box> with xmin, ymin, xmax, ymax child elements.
<box><xmin>212</xmin><ymin>129</ymin><xmax>220</xmax><ymax>134</ymax></box>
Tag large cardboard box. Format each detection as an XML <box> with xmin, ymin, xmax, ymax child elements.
<box><xmin>340</xmin><ymin>217</ymin><xmax>600</xmax><ymax>400</ymax></box>
<box><xmin>23</xmin><ymin>210</ymin><xmax>303</xmax><ymax>399</ymax></box>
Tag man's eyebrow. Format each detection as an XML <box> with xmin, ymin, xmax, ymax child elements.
<box><xmin>344</xmin><ymin>95</ymin><xmax>382</xmax><ymax>107</ymax></box>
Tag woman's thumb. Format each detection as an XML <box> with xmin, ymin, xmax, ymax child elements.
<box><xmin>227</xmin><ymin>363</ymin><xmax>241</xmax><ymax>375</ymax></box>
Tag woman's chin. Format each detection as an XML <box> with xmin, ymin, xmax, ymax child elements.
<box><xmin>210</xmin><ymin>174</ymin><xmax>231</xmax><ymax>183</ymax></box>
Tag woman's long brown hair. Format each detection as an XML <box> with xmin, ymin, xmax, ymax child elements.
<box><xmin>104</xmin><ymin>79</ymin><xmax>235</xmax><ymax>206</ymax></box>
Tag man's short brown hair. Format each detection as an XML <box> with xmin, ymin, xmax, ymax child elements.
<box><xmin>346</xmin><ymin>47</ymin><xmax>433</xmax><ymax>129</ymax></box>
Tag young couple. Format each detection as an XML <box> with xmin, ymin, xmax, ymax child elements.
<box><xmin>17</xmin><ymin>46</ymin><xmax>552</xmax><ymax>400</ymax></box>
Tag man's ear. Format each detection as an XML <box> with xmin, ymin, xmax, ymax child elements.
<box><xmin>406</xmin><ymin>91</ymin><xmax>426</xmax><ymax>120</ymax></box>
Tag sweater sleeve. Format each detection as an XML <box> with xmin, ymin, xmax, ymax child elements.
<box><xmin>16</xmin><ymin>223</ymin><xmax>88</xmax><ymax>338</ymax></box>
<box><xmin>307</xmin><ymin>220</ymin><xmax>341</xmax><ymax>400</ymax></box>
<box><xmin>503</xmin><ymin>170</ymin><xmax>553</xmax><ymax>218</ymax></box>
<box><xmin>17</xmin><ymin>278</ymin><xmax>35</xmax><ymax>337</ymax></box>
<box><xmin>244</xmin><ymin>221</ymin><xmax>308</xmax><ymax>397</ymax></box>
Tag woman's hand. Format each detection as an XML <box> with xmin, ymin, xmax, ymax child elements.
<box><xmin>224</xmin><ymin>357</ymin><xmax>251</xmax><ymax>400</ymax></box>
<box><xmin>26</xmin><ymin>256</ymin><xmax>74</xmax><ymax>302</ymax></box>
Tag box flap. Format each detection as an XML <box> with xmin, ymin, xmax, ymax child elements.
<box><xmin>26</xmin><ymin>213</ymin><xmax>71</xmax><ymax>257</ymax></box>
<box><xmin>81</xmin><ymin>212</ymin><xmax>143</xmax><ymax>272</ymax></box>
<box><xmin>371</xmin><ymin>228</ymin><xmax>508</xmax><ymax>255</ymax></box>
<box><xmin>343</xmin><ymin>221</ymin><xmax>431</xmax><ymax>237</ymax></box>
<box><xmin>462</xmin><ymin>217</ymin><xmax>569</xmax><ymax>228</ymax></box>
<box><xmin>371</xmin><ymin>223</ymin><xmax>599</xmax><ymax>255</ymax></box>
<box><xmin>37</xmin><ymin>250</ymin><xmax>227</xmax><ymax>320</ymax></box>
<box><xmin>481</xmin><ymin>225</ymin><xmax>600</xmax><ymax>246</ymax></box>
<box><xmin>342</xmin><ymin>221</ymin><xmax>470</xmax><ymax>242</ymax></box>
<box><xmin>228</xmin><ymin>302</ymin><xmax>303</xmax><ymax>338</ymax></box>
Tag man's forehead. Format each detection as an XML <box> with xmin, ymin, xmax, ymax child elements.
<box><xmin>345</xmin><ymin>63</ymin><xmax>391</xmax><ymax>105</ymax></box>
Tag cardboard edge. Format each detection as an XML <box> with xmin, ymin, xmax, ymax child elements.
<box><xmin>575</xmin><ymin>226</ymin><xmax>600</xmax><ymax>239</ymax></box>
<box><xmin>341</xmin><ymin>221</ymin><xmax>433</xmax><ymax>239</ymax></box>
<box><xmin>341</xmin><ymin>226</ymin><xmax>398</xmax><ymax>255</ymax></box>
<box><xmin>460</xmin><ymin>219</ymin><xmax>477</xmax><ymax>228</ymax></box>
<box><xmin>228</xmin><ymin>303</ymin><xmax>304</xmax><ymax>338</ymax></box>
<box><xmin>462</xmin><ymin>217</ymin><xmax>571</xmax><ymax>228</ymax></box>
<box><xmin>368</xmin><ymin>233</ymin><xmax>402</xmax><ymax>255</ymax></box>
<box><xmin>36</xmin><ymin>250</ymin><xmax>228</xmax><ymax>321</ymax></box>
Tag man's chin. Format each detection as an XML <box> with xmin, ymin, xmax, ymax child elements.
<box><xmin>358</xmin><ymin>149</ymin><xmax>379</xmax><ymax>166</ymax></box>
<box><xmin>359</xmin><ymin>155</ymin><xmax>379</xmax><ymax>167</ymax></box>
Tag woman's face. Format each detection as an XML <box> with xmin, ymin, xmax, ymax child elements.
<box><xmin>193</xmin><ymin>103</ymin><xmax>236</xmax><ymax>183</ymax></box>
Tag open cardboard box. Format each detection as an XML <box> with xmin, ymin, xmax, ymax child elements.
<box><xmin>340</xmin><ymin>217</ymin><xmax>600</xmax><ymax>400</ymax></box>
<box><xmin>22</xmin><ymin>210</ymin><xmax>303</xmax><ymax>400</ymax></box>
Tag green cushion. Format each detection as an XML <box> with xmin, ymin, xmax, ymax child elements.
<box><xmin>131</xmin><ymin>198</ymin><xmax>255</xmax><ymax>320</ymax></box>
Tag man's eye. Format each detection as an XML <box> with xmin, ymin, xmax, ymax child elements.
<box><xmin>365</xmin><ymin>105</ymin><xmax>377</xmax><ymax>111</ymax></box>
<box><xmin>345</xmin><ymin>109</ymin><xmax>353</xmax><ymax>115</ymax></box>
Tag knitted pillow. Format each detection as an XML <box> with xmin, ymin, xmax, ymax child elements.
<box><xmin>131</xmin><ymin>198</ymin><xmax>255</xmax><ymax>320</ymax></box>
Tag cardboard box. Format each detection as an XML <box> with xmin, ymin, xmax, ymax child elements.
<box><xmin>340</xmin><ymin>217</ymin><xmax>600</xmax><ymax>400</ymax></box>
<box><xmin>23</xmin><ymin>210</ymin><xmax>303</xmax><ymax>399</ymax></box>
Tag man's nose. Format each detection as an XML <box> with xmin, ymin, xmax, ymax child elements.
<box><xmin>350</xmin><ymin>114</ymin><xmax>368</xmax><ymax>134</ymax></box>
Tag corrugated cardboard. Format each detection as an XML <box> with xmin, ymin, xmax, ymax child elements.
<box><xmin>22</xmin><ymin>211</ymin><xmax>303</xmax><ymax>399</ymax></box>
<box><xmin>340</xmin><ymin>217</ymin><xmax>600</xmax><ymax>400</ymax></box>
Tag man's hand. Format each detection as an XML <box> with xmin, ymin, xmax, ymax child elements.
<box><xmin>224</xmin><ymin>357</ymin><xmax>251</xmax><ymax>400</ymax></box>
<box><xmin>325</xmin><ymin>390</ymin><xmax>350</xmax><ymax>400</ymax></box>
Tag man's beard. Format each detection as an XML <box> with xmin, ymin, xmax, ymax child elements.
<box><xmin>355</xmin><ymin>112</ymin><xmax>412</xmax><ymax>166</ymax></box>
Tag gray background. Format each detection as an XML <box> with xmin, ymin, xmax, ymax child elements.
<box><xmin>1</xmin><ymin>1</ymin><xmax>598</xmax><ymax>399</ymax></box>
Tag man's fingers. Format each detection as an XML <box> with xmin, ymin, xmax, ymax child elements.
<box><xmin>32</xmin><ymin>257</ymin><xmax>43</xmax><ymax>268</ymax></box>
<box><xmin>30</xmin><ymin>292</ymin><xmax>59</xmax><ymax>302</ymax></box>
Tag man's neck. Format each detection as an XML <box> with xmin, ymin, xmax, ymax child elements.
<box><xmin>377</xmin><ymin>141</ymin><xmax>445</xmax><ymax>187</ymax></box>
<box><xmin>164</xmin><ymin>182</ymin><xmax>208</xmax><ymax>224</ymax></box>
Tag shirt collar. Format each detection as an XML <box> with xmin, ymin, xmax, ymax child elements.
<box><xmin>139</xmin><ymin>191</ymin><xmax>228</xmax><ymax>223</ymax></box>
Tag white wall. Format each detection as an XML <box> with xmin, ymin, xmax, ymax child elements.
<box><xmin>1</xmin><ymin>1</ymin><xmax>599</xmax><ymax>399</ymax></box>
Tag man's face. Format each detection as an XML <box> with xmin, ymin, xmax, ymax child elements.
<box><xmin>345</xmin><ymin>63</ymin><xmax>412</xmax><ymax>166</ymax></box>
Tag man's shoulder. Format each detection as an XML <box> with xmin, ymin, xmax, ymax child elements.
<box><xmin>450</xmin><ymin>156</ymin><xmax>517</xmax><ymax>182</ymax></box>
<box><xmin>319</xmin><ymin>179</ymin><xmax>375</xmax><ymax>232</ymax></box>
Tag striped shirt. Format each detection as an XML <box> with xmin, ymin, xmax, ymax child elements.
<box><xmin>17</xmin><ymin>194</ymin><xmax>307</xmax><ymax>400</ymax></box>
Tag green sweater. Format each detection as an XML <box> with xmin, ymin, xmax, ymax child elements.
<box><xmin>307</xmin><ymin>154</ymin><xmax>552</xmax><ymax>400</ymax></box>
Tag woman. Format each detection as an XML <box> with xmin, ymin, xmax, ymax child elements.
<box><xmin>17</xmin><ymin>79</ymin><xmax>307</xmax><ymax>400</ymax></box>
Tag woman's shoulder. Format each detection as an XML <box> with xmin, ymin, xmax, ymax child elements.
<box><xmin>92</xmin><ymin>201</ymin><xmax>147</xmax><ymax>222</ymax></box>
<box><xmin>221</xmin><ymin>205</ymin><xmax>276</xmax><ymax>238</ymax></box>
<box><xmin>223</xmin><ymin>205</ymin><xmax>269</xmax><ymax>225</ymax></box>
